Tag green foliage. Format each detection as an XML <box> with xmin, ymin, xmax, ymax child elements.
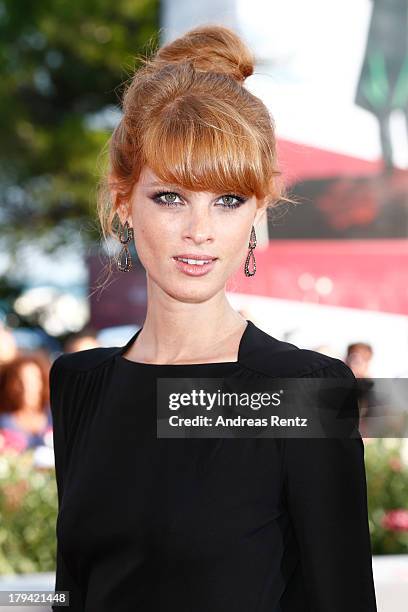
<box><xmin>365</xmin><ymin>438</ymin><xmax>408</xmax><ymax>554</ymax></box>
<box><xmin>0</xmin><ymin>450</ymin><xmax>58</xmax><ymax>573</ymax></box>
<box><xmin>0</xmin><ymin>0</ymin><xmax>159</xmax><ymax>256</ymax></box>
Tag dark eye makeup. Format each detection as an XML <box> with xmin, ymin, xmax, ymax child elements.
<box><xmin>150</xmin><ymin>190</ymin><xmax>248</xmax><ymax>209</ymax></box>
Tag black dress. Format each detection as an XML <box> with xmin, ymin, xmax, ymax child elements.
<box><xmin>50</xmin><ymin>320</ymin><xmax>377</xmax><ymax>611</ymax></box>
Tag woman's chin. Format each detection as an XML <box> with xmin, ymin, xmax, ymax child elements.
<box><xmin>163</xmin><ymin>280</ymin><xmax>222</xmax><ymax>303</ymax></box>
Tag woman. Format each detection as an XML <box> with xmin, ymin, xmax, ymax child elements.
<box><xmin>0</xmin><ymin>352</ymin><xmax>52</xmax><ymax>452</ymax></box>
<box><xmin>50</xmin><ymin>25</ymin><xmax>377</xmax><ymax>611</ymax></box>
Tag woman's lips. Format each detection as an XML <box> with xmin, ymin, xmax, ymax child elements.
<box><xmin>172</xmin><ymin>256</ymin><xmax>217</xmax><ymax>277</ymax></box>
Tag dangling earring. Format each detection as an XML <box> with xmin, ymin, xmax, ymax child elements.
<box><xmin>117</xmin><ymin>220</ymin><xmax>134</xmax><ymax>272</ymax></box>
<box><xmin>244</xmin><ymin>225</ymin><xmax>257</xmax><ymax>277</ymax></box>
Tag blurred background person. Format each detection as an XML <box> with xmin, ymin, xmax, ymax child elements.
<box><xmin>346</xmin><ymin>342</ymin><xmax>374</xmax><ymax>378</ymax></box>
<box><xmin>63</xmin><ymin>325</ymin><xmax>100</xmax><ymax>353</ymax></box>
<box><xmin>345</xmin><ymin>341</ymin><xmax>379</xmax><ymax>436</ymax></box>
<box><xmin>0</xmin><ymin>322</ymin><xmax>19</xmax><ymax>367</ymax></box>
<box><xmin>0</xmin><ymin>352</ymin><xmax>52</xmax><ymax>453</ymax></box>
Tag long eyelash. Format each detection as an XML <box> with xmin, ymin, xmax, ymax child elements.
<box><xmin>151</xmin><ymin>190</ymin><xmax>247</xmax><ymax>209</ymax></box>
<box><xmin>222</xmin><ymin>194</ymin><xmax>247</xmax><ymax>209</ymax></box>
<box><xmin>152</xmin><ymin>191</ymin><xmax>180</xmax><ymax>206</ymax></box>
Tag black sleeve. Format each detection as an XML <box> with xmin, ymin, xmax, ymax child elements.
<box><xmin>282</xmin><ymin>359</ymin><xmax>377</xmax><ymax>611</ymax></box>
<box><xmin>50</xmin><ymin>357</ymin><xmax>84</xmax><ymax>611</ymax></box>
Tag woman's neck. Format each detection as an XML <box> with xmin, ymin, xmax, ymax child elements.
<box><xmin>127</xmin><ymin>307</ymin><xmax>247</xmax><ymax>365</ymax></box>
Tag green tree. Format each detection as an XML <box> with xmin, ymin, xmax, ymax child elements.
<box><xmin>0</xmin><ymin>0</ymin><xmax>159</xmax><ymax>260</ymax></box>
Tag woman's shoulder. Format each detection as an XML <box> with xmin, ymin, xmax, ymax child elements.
<box><xmin>240</xmin><ymin>321</ymin><xmax>354</xmax><ymax>379</ymax></box>
<box><xmin>49</xmin><ymin>347</ymin><xmax>120</xmax><ymax>426</ymax></box>
<box><xmin>50</xmin><ymin>345</ymin><xmax>119</xmax><ymax>374</ymax></box>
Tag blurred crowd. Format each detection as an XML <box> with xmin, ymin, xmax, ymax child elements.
<box><xmin>0</xmin><ymin>322</ymin><xmax>101</xmax><ymax>460</ymax></box>
<box><xmin>0</xmin><ymin>316</ymin><xmax>382</xmax><ymax>460</ymax></box>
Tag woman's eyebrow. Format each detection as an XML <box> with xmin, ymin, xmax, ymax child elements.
<box><xmin>144</xmin><ymin>181</ymin><xmax>184</xmax><ymax>190</ymax></box>
<box><xmin>143</xmin><ymin>183</ymin><xmax>237</xmax><ymax>196</ymax></box>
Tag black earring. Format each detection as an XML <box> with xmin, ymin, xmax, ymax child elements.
<box><xmin>244</xmin><ymin>225</ymin><xmax>257</xmax><ymax>277</ymax></box>
<box><xmin>117</xmin><ymin>220</ymin><xmax>134</xmax><ymax>272</ymax></box>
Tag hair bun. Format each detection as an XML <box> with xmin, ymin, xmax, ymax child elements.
<box><xmin>151</xmin><ymin>24</ymin><xmax>254</xmax><ymax>83</ymax></box>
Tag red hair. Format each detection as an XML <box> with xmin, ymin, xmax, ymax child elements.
<box><xmin>0</xmin><ymin>352</ymin><xmax>50</xmax><ymax>414</ymax></box>
<box><xmin>96</xmin><ymin>24</ymin><xmax>297</xmax><ymax>287</ymax></box>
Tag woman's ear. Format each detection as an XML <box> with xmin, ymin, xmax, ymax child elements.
<box><xmin>108</xmin><ymin>173</ymin><xmax>119</xmax><ymax>205</ymax></box>
<box><xmin>108</xmin><ymin>174</ymin><xmax>129</xmax><ymax>225</ymax></box>
<box><xmin>116</xmin><ymin>203</ymin><xmax>130</xmax><ymax>227</ymax></box>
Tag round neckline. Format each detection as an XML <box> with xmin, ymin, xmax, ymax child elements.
<box><xmin>116</xmin><ymin>320</ymin><xmax>251</xmax><ymax>368</ymax></box>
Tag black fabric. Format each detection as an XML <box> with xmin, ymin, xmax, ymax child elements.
<box><xmin>50</xmin><ymin>320</ymin><xmax>377</xmax><ymax>611</ymax></box>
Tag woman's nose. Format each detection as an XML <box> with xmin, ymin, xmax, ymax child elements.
<box><xmin>184</xmin><ymin>208</ymin><xmax>215</xmax><ymax>242</ymax></box>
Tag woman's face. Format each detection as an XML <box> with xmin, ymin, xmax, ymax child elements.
<box><xmin>117</xmin><ymin>165</ymin><xmax>264</xmax><ymax>302</ymax></box>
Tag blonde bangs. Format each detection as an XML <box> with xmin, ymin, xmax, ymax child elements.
<box><xmin>140</xmin><ymin>103</ymin><xmax>275</xmax><ymax>200</ymax></box>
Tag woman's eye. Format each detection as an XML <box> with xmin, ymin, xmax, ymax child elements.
<box><xmin>217</xmin><ymin>194</ymin><xmax>246</xmax><ymax>209</ymax></box>
<box><xmin>152</xmin><ymin>191</ymin><xmax>246</xmax><ymax>209</ymax></box>
<box><xmin>152</xmin><ymin>191</ymin><xmax>182</xmax><ymax>207</ymax></box>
